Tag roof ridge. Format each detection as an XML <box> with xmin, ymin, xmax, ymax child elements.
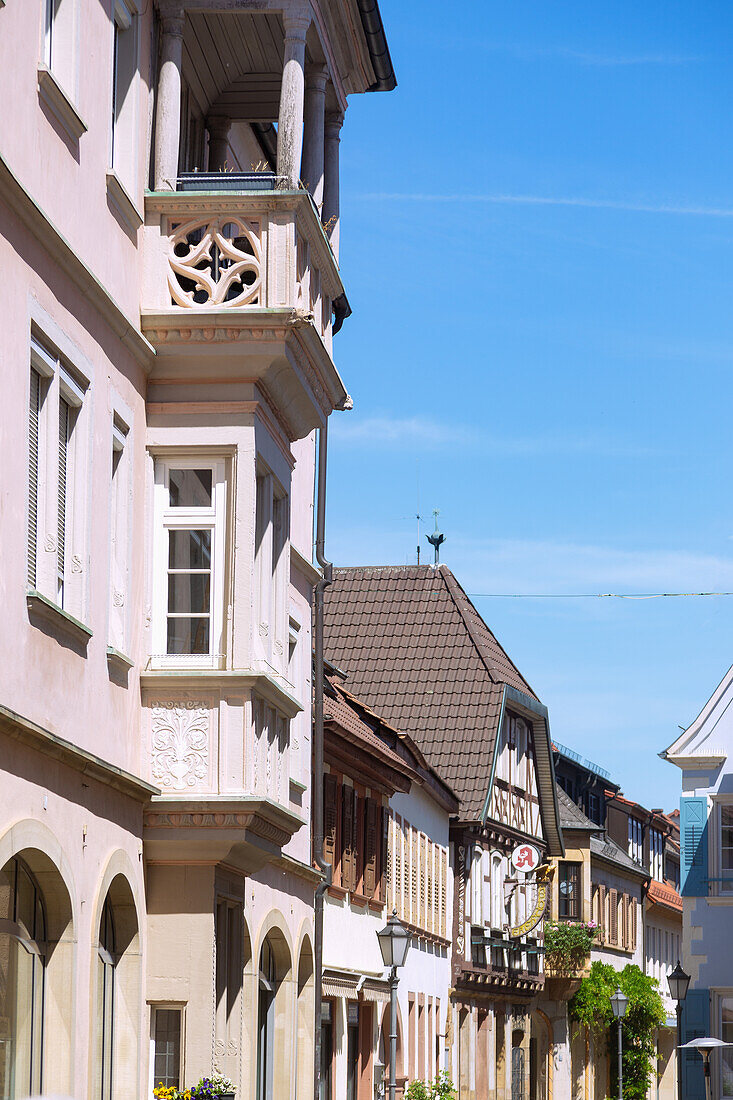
<box><xmin>438</xmin><ymin>566</ymin><xmax>537</xmax><ymax>698</ymax></box>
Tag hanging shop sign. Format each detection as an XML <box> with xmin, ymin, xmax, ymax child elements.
<box><xmin>508</xmin><ymin>859</ymin><xmax>554</xmax><ymax>939</ymax></box>
<box><xmin>510</xmin><ymin>843</ymin><xmax>541</xmax><ymax>872</ymax></box>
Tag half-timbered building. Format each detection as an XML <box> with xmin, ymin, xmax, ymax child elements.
<box><xmin>324</xmin><ymin>564</ymin><xmax>563</xmax><ymax>1100</ymax></box>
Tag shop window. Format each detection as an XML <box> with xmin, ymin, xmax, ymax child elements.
<box><xmin>0</xmin><ymin>857</ymin><xmax>46</xmax><ymax>1097</ymax></box>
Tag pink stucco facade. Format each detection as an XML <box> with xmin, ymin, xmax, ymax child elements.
<box><xmin>0</xmin><ymin>0</ymin><xmax>390</xmax><ymax>1094</ymax></box>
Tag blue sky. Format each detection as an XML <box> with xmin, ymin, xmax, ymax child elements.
<box><xmin>325</xmin><ymin>0</ymin><xmax>733</xmax><ymax>811</ymax></box>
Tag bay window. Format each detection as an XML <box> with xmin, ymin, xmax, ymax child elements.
<box><xmin>152</xmin><ymin>458</ymin><xmax>226</xmax><ymax>666</ymax></box>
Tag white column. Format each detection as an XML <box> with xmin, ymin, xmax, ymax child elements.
<box><xmin>276</xmin><ymin>5</ymin><xmax>311</xmax><ymax>187</ymax></box>
<box><xmin>301</xmin><ymin>64</ymin><xmax>327</xmax><ymax>208</ymax></box>
<box><xmin>322</xmin><ymin>109</ymin><xmax>343</xmax><ymax>257</ymax></box>
<box><xmin>153</xmin><ymin>9</ymin><xmax>185</xmax><ymax>190</ymax></box>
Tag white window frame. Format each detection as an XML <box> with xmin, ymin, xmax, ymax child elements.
<box><xmin>28</xmin><ymin>332</ymin><xmax>90</xmax><ymax>620</ymax></box>
<box><xmin>712</xmin><ymin>799</ymin><xmax>733</xmax><ymax>896</ymax></box>
<box><xmin>650</xmin><ymin>827</ymin><xmax>664</xmax><ymax>882</ymax></box>
<box><xmin>712</xmin><ymin>990</ymin><xmax>733</xmax><ymax>1098</ymax></box>
<box><xmin>151</xmin><ymin>456</ymin><xmax>227</xmax><ymax>668</ymax></box>
<box><xmin>44</xmin><ymin>0</ymin><xmax>77</xmax><ymax>92</ymax></box>
<box><xmin>110</xmin><ymin>0</ymin><xmax>139</xmax><ymax>190</ymax></box>
<box><xmin>149</xmin><ymin>1004</ymin><xmax>186</xmax><ymax>1094</ymax></box>
<box><xmin>108</xmin><ymin>404</ymin><xmax>131</xmax><ymax>654</ymax></box>
<box><xmin>628</xmin><ymin>816</ymin><xmax>643</xmax><ymax>866</ymax></box>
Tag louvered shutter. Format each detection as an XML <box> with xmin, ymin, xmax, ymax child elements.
<box><xmin>323</xmin><ymin>774</ymin><xmax>338</xmax><ymax>877</ymax></box>
<box><xmin>28</xmin><ymin>368</ymin><xmax>40</xmax><ymax>587</ymax></box>
<box><xmin>394</xmin><ymin>816</ymin><xmax>403</xmax><ymax>919</ymax></box>
<box><xmin>681</xmin><ymin>990</ymin><xmax>710</xmax><ymax>1100</ymax></box>
<box><xmin>363</xmin><ymin>798</ymin><xmax>378</xmax><ymax>898</ymax></box>
<box><xmin>630</xmin><ymin>897</ymin><xmax>637</xmax><ymax>951</ymax></box>
<box><xmin>419</xmin><ymin>833</ymin><xmax>427</xmax><ymax>928</ymax></box>
<box><xmin>440</xmin><ymin>849</ymin><xmax>447</xmax><ymax>937</ymax></box>
<box><xmin>621</xmin><ymin>894</ymin><xmax>629</xmax><ymax>950</ymax></box>
<box><xmin>599</xmin><ymin>885</ymin><xmax>607</xmax><ymax>943</ymax></box>
<box><xmin>680</xmin><ymin>797</ymin><xmax>708</xmax><ymax>896</ymax></box>
<box><xmin>411</xmin><ymin>827</ymin><xmax>419</xmax><ymax>925</ymax></box>
<box><xmin>609</xmin><ymin>888</ymin><xmax>618</xmax><ymax>945</ymax></box>
<box><xmin>381</xmin><ymin>805</ymin><xmax>389</xmax><ymax>904</ymax></box>
<box><xmin>426</xmin><ymin>840</ymin><xmax>434</xmax><ymax>933</ymax></box>
<box><xmin>57</xmin><ymin>397</ymin><xmax>70</xmax><ymax>601</ymax></box>
<box><xmin>341</xmin><ymin>785</ymin><xmax>354</xmax><ymax>891</ymax></box>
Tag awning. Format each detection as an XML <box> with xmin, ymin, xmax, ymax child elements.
<box><xmin>322</xmin><ymin>969</ymin><xmax>389</xmax><ymax>1004</ymax></box>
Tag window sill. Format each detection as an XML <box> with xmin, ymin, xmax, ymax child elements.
<box><xmin>27</xmin><ymin>590</ymin><xmax>92</xmax><ymax>647</ymax></box>
<box><xmin>289</xmin><ymin>777</ymin><xmax>307</xmax><ymax>794</ymax></box>
<box><xmin>37</xmin><ymin>64</ymin><xmax>87</xmax><ymax>143</ymax></box>
<box><xmin>106</xmin><ymin>169</ymin><xmax>143</xmax><ymax>234</ymax></box>
<box><xmin>327</xmin><ymin>884</ymin><xmax>347</xmax><ymax>901</ymax></box>
<box><xmin>106</xmin><ymin>645</ymin><xmax>134</xmax><ymax>673</ymax></box>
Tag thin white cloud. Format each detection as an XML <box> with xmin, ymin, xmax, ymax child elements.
<box><xmin>330</xmin><ymin>414</ymin><xmax>658</xmax><ymax>459</ymax></box>
<box><xmin>356</xmin><ymin>192</ymin><xmax>733</xmax><ymax>218</ymax></box>
<box><xmin>490</xmin><ymin>44</ymin><xmax>700</xmax><ymax>67</ymax></box>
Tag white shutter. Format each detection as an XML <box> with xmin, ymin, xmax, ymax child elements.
<box><xmin>58</xmin><ymin>397</ymin><xmax>70</xmax><ymax>603</ymax></box>
<box><xmin>28</xmin><ymin>368</ymin><xmax>40</xmax><ymax>587</ymax></box>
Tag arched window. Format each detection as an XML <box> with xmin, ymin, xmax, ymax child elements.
<box><xmin>257</xmin><ymin>938</ymin><xmax>277</xmax><ymax>1100</ymax></box>
<box><xmin>0</xmin><ymin>856</ymin><xmax>47</xmax><ymax>1098</ymax></box>
<box><xmin>96</xmin><ymin>896</ymin><xmax>116</xmax><ymax>1099</ymax></box>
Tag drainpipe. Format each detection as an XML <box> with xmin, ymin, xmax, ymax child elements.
<box><xmin>313</xmin><ymin>419</ymin><xmax>334</xmax><ymax>1100</ymax></box>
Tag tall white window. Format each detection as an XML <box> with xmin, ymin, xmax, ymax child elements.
<box><xmin>254</xmin><ymin>468</ymin><xmax>289</xmax><ymax>670</ymax></box>
<box><xmin>720</xmin><ymin>804</ymin><xmax>733</xmax><ymax>893</ymax></box>
<box><xmin>44</xmin><ymin>0</ymin><xmax>75</xmax><ymax>91</ymax></box>
<box><xmin>650</xmin><ymin>828</ymin><xmax>664</xmax><ymax>882</ymax></box>
<box><xmin>111</xmin><ymin>0</ymin><xmax>138</xmax><ymax>189</ymax></box>
<box><xmin>151</xmin><ymin>1008</ymin><xmax>182</xmax><ymax>1090</ymax></box>
<box><xmin>0</xmin><ymin>857</ymin><xmax>46</xmax><ymax>1098</ymax></box>
<box><xmin>27</xmin><ymin>335</ymin><xmax>89</xmax><ymax>616</ymax></box>
<box><xmin>108</xmin><ymin>413</ymin><xmax>130</xmax><ymax>652</ymax></box>
<box><xmin>628</xmin><ymin>817</ymin><xmax>643</xmax><ymax>865</ymax></box>
<box><xmin>152</xmin><ymin>458</ymin><xmax>226</xmax><ymax>666</ymax></box>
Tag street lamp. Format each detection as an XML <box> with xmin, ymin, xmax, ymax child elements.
<box><xmin>377</xmin><ymin>910</ymin><xmax>411</xmax><ymax>1100</ymax></box>
<box><xmin>668</xmin><ymin>961</ymin><xmax>690</xmax><ymax>1100</ymax></box>
<box><xmin>679</xmin><ymin>1037</ymin><xmax>733</xmax><ymax>1100</ymax></box>
<box><xmin>610</xmin><ymin>985</ymin><xmax>629</xmax><ymax>1100</ymax></box>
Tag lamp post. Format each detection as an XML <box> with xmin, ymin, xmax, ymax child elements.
<box><xmin>377</xmin><ymin>910</ymin><xmax>411</xmax><ymax>1100</ymax></box>
<box><xmin>668</xmin><ymin>961</ymin><xmax>690</xmax><ymax>1100</ymax></box>
<box><xmin>679</xmin><ymin>1037</ymin><xmax>733</xmax><ymax>1100</ymax></box>
<box><xmin>610</xmin><ymin>985</ymin><xmax>629</xmax><ymax>1100</ymax></box>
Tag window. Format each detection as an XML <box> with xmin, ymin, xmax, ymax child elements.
<box><xmin>152</xmin><ymin>458</ymin><xmax>226</xmax><ymax>665</ymax></box>
<box><xmin>257</xmin><ymin>939</ymin><xmax>276</xmax><ymax>1100</ymax></box>
<box><xmin>665</xmin><ymin>856</ymin><xmax>680</xmax><ymax>890</ymax></box>
<box><xmin>108</xmin><ymin>411</ymin><xmax>130</xmax><ymax>652</ymax></box>
<box><xmin>722</xmin><ymin>998</ymin><xmax>733</xmax><ymax>1097</ymax></box>
<box><xmin>215</xmin><ymin>897</ymin><xmax>243</xmax><ymax>1081</ymax></box>
<box><xmin>584</xmin><ymin>790</ymin><xmax>601</xmax><ymax>824</ymax></box>
<box><xmin>152</xmin><ymin>1008</ymin><xmax>182</xmax><ymax>1089</ymax></box>
<box><xmin>628</xmin><ymin>817</ymin><xmax>643</xmax><ymax>865</ymax></box>
<box><xmin>319</xmin><ymin>1001</ymin><xmax>333</xmax><ymax>1100</ymax></box>
<box><xmin>558</xmin><ymin>862</ymin><xmax>581</xmax><ymax>920</ymax></box>
<box><xmin>111</xmin><ymin>0</ymin><xmax>138</xmax><ymax>189</ymax></box>
<box><xmin>650</xmin><ymin>828</ymin><xmax>664</xmax><ymax>881</ymax></box>
<box><xmin>96</xmin><ymin>897</ymin><xmax>116</xmax><ymax>1100</ymax></box>
<box><xmin>0</xmin><ymin>857</ymin><xmax>46</xmax><ymax>1098</ymax></box>
<box><xmin>44</xmin><ymin>0</ymin><xmax>75</xmax><ymax>90</ymax></box>
<box><xmin>254</xmin><ymin>470</ymin><xmax>289</xmax><ymax>670</ymax></box>
<box><xmin>27</xmin><ymin>335</ymin><xmax>89</xmax><ymax>615</ymax></box>
<box><xmin>721</xmin><ymin>805</ymin><xmax>733</xmax><ymax>892</ymax></box>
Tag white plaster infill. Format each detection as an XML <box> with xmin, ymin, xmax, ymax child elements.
<box><xmin>139</xmin><ymin>668</ymin><xmax>304</xmax><ymax>718</ymax></box>
<box><xmin>0</xmin><ymin>703</ymin><xmax>159</xmax><ymax>802</ymax></box>
<box><xmin>26</xmin><ymin>588</ymin><xmax>92</xmax><ymax>648</ymax></box>
<box><xmin>0</xmin><ymin>154</ymin><xmax>153</xmax><ymax>370</ymax></box>
<box><xmin>37</xmin><ymin>63</ymin><xmax>87</xmax><ymax>143</ymax></box>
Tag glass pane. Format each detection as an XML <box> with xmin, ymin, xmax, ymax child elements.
<box><xmin>167</xmin><ymin>617</ymin><xmax>210</xmax><ymax>655</ymax></box>
<box><xmin>723</xmin><ymin>999</ymin><xmax>733</xmax><ymax>1096</ymax></box>
<box><xmin>15</xmin><ymin>863</ymin><xmax>35</xmax><ymax>936</ymax></box>
<box><xmin>168</xmin><ymin>529</ymin><xmax>211</xmax><ymax>570</ymax></box>
<box><xmin>722</xmin><ymin>807</ymin><xmax>733</xmax><ymax>871</ymax></box>
<box><xmin>169</xmin><ymin>469</ymin><xmax>212</xmax><ymax>508</ymax></box>
<box><xmin>168</xmin><ymin>573</ymin><xmax>210</xmax><ymax>614</ymax></box>
<box><xmin>154</xmin><ymin>1009</ymin><xmax>181</xmax><ymax>1087</ymax></box>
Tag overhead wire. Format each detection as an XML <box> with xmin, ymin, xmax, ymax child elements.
<box><xmin>468</xmin><ymin>591</ymin><xmax>733</xmax><ymax>600</ymax></box>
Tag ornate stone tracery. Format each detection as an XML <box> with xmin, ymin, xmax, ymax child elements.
<box><xmin>167</xmin><ymin>216</ymin><xmax>262</xmax><ymax>308</ymax></box>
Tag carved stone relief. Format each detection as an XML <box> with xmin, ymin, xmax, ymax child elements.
<box><xmin>150</xmin><ymin>700</ymin><xmax>210</xmax><ymax>791</ymax></box>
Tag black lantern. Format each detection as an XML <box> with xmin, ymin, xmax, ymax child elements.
<box><xmin>668</xmin><ymin>960</ymin><xmax>691</xmax><ymax>1004</ymax></box>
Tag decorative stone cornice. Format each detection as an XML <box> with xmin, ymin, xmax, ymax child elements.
<box><xmin>140</xmin><ymin>668</ymin><xmax>304</xmax><ymax>718</ymax></box>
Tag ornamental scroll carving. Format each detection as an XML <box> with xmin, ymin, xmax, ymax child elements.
<box><xmin>167</xmin><ymin>216</ymin><xmax>262</xmax><ymax>308</ymax></box>
<box><xmin>150</xmin><ymin>700</ymin><xmax>209</xmax><ymax>790</ymax></box>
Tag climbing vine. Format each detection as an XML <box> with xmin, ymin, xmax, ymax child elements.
<box><xmin>569</xmin><ymin>961</ymin><xmax>666</xmax><ymax>1099</ymax></box>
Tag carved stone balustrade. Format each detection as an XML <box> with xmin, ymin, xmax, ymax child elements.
<box><xmin>140</xmin><ymin>671</ymin><xmax>305</xmax><ymax>873</ymax></box>
<box><xmin>141</xmin><ymin>187</ymin><xmax>348</xmax><ymax>439</ymax></box>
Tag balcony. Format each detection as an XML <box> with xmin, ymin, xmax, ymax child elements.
<box><xmin>141</xmin><ymin>180</ymin><xmax>349</xmax><ymax>439</ymax></box>
<box><xmin>140</xmin><ymin>671</ymin><xmax>305</xmax><ymax>873</ymax></box>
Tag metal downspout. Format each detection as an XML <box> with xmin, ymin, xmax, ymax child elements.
<box><xmin>313</xmin><ymin>421</ymin><xmax>333</xmax><ymax>1100</ymax></box>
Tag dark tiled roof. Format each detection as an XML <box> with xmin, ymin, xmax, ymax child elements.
<box><xmin>556</xmin><ymin>784</ymin><xmax>598</xmax><ymax>831</ymax></box>
<box><xmin>324</xmin><ymin>565</ymin><xmax>561</xmax><ymax>854</ymax></box>
<box><xmin>591</xmin><ymin>833</ymin><xmax>649</xmax><ymax>879</ymax></box>
<box><xmin>324</xmin><ymin>677</ymin><xmax>413</xmax><ymax>775</ymax></box>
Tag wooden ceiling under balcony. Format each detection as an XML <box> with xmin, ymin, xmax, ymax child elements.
<box><xmin>182</xmin><ymin>11</ymin><xmax>327</xmax><ymax>122</ymax></box>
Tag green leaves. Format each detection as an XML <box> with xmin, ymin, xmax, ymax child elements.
<box><xmin>544</xmin><ymin>920</ymin><xmax>599</xmax><ymax>973</ymax></box>
<box><xmin>569</xmin><ymin>961</ymin><xmax>666</xmax><ymax>1098</ymax></box>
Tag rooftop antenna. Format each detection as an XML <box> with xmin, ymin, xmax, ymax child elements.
<box><xmin>416</xmin><ymin>510</ymin><xmax>423</xmax><ymax>564</ymax></box>
<box><xmin>426</xmin><ymin>509</ymin><xmax>445</xmax><ymax>565</ymax></box>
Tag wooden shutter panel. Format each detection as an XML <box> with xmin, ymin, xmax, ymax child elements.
<box><xmin>630</xmin><ymin>897</ymin><xmax>637</xmax><ymax>951</ymax></box>
<box><xmin>440</xmin><ymin>848</ymin><xmax>447</xmax><ymax>938</ymax></box>
<box><xmin>411</xmin><ymin>826</ymin><xmax>419</xmax><ymax>925</ymax></box>
<box><xmin>323</xmin><ymin>774</ymin><xmax>338</xmax><ymax>875</ymax></box>
<box><xmin>599</xmin><ymin>885</ymin><xmax>607</xmax><ymax>944</ymax></box>
<box><xmin>395</xmin><ymin>817</ymin><xmax>403</xmax><ymax>919</ymax></box>
<box><xmin>420</xmin><ymin>833</ymin><xmax>427</xmax><ymax>928</ymax></box>
<box><xmin>384</xmin><ymin>808</ymin><xmax>392</xmax><ymax>908</ymax></box>
<box><xmin>363</xmin><ymin>798</ymin><xmax>378</xmax><ymax>898</ymax></box>
<box><xmin>621</xmin><ymin>893</ymin><xmax>629</xmax><ymax>950</ymax></box>
<box><xmin>609</xmin><ymin>888</ymin><xmax>618</xmax><ymax>945</ymax></box>
<box><xmin>342</xmin><ymin>785</ymin><xmax>355</xmax><ymax>892</ymax></box>
<box><xmin>680</xmin><ymin>797</ymin><xmax>708</xmax><ymax>897</ymax></box>
<box><xmin>28</xmin><ymin>368</ymin><xmax>40</xmax><ymax>587</ymax></box>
